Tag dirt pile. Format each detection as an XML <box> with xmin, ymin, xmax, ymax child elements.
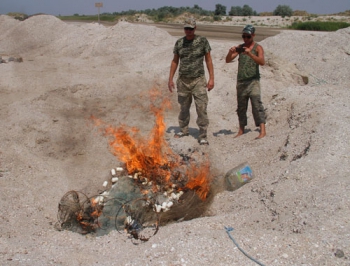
<box><xmin>0</xmin><ymin>14</ymin><xmax>173</xmax><ymax>59</ymax></box>
<box><xmin>262</xmin><ymin>28</ymin><xmax>350</xmax><ymax>85</ymax></box>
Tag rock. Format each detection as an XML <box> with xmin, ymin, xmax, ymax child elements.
<box><xmin>334</xmin><ymin>249</ymin><xmax>344</xmax><ymax>258</ymax></box>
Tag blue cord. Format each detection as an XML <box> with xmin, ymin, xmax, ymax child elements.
<box><xmin>225</xmin><ymin>226</ymin><xmax>266</xmax><ymax>266</ymax></box>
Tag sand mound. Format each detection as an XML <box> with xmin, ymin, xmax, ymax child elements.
<box><xmin>262</xmin><ymin>27</ymin><xmax>350</xmax><ymax>85</ymax></box>
<box><xmin>0</xmin><ymin>15</ymin><xmax>174</xmax><ymax>58</ymax></box>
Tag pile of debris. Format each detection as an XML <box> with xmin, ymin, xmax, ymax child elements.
<box><xmin>57</xmin><ymin>155</ymin><xmax>213</xmax><ymax>243</ymax></box>
<box><xmin>56</xmin><ymin>91</ymin><xmax>214</xmax><ymax>243</ymax></box>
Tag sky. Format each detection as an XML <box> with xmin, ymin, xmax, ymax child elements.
<box><xmin>1</xmin><ymin>0</ymin><xmax>349</xmax><ymax>16</ymax></box>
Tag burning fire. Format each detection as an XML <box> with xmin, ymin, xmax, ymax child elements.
<box><xmin>185</xmin><ymin>161</ymin><xmax>211</xmax><ymax>200</ymax></box>
<box><xmin>91</xmin><ymin>87</ymin><xmax>212</xmax><ymax>201</ymax></box>
<box><xmin>56</xmin><ymin>88</ymin><xmax>215</xmax><ymax>240</ymax></box>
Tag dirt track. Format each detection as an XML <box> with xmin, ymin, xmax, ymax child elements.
<box><xmin>80</xmin><ymin>20</ymin><xmax>282</xmax><ymax>42</ymax></box>
<box><xmin>134</xmin><ymin>22</ymin><xmax>282</xmax><ymax>42</ymax></box>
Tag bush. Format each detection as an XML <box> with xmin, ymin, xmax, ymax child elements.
<box><xmin>214</xmin><ymin>4</ymin><xmax>226</xmax><ymax>16</ymax></box>
<box><xmin>259</xmin><ymin>12</ymin><xmax>273</xmax><ymax>16</ymax></box>
<box><xmin>289</xmin><ymin>21</ymin><xmax>350</xmax><ymax>31</ymax></box>
<box><xmin>273</xmin><ymin>5</ymin><xmax>293</xmax><ymax>17</ymax></box>
<box><xmin>213</xmin><ymin>15</ymin><xmax>222</xmax><ymax>21</ymax></box>
<box><xmin>228</xmin><ymin>5</ymin><xmax>257</xmax><ymax>16</ymax></box>
<box><xmin>14</xmin><ymin>15</ymin><xmax>29</xmax><ymax>21</ymax></box>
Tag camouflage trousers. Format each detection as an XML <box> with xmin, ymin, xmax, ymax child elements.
<box><xmin>176</xmin><ymin>76</ymin><xmax>209</xmax><ymax>140</ymax></box>
<box><xmin>236</xmin><ymin>79</ymin><xmax>266</xmax><ymax>127</ymax></box>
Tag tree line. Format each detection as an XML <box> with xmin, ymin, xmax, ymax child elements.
<box><xmin>99</xmin><ymin>4</ymin><xmax>294</xmax><ymax>19</ymax></box>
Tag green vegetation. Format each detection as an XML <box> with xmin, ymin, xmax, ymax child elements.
<box><xmin>289</xmin><ymin>21</ymin><xmax>350</xmax><ymax>31</ymax></box>
<box><xmin>273</xmin><ymin>5</ymin><xmax>293</xmax><ymax>17</ymax></box>
<box><xmin>57</xmin><ymin>4</ymin><xmax>260</xmax><ymax>23</ymax></box>
<box><xmin>214</xmin><ymin>4</ymin><xmax>226</xmax><ymax>16</ymax></box>
<box><xmin>229</xmin><ymin>5</ymin><xmax>258</xmax><ymax>16</ymax></box>
<box><xmin>58</xmin><ymin>14</ymin><xmax>115</xmax><ymax>22</ymax></box>
<box><xmin>7</xmin><ymin>12</ymin><xmax>29</xmax><ymax>21</ymax></box>
<box><xmin>58</xmin><ymin>5</ymin><xmax>213</xmax><ymax>23</ymax></box>
<box><xmin>112</xmin><ymin>5</ymin><xmax>212</xmax><ymax>22</ymax></box>
<box><xmin>9</xmin><ymin>4</ymin><xmax>349</xmax><ymax>29</ymax></box>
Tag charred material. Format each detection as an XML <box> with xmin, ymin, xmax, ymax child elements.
<box><xmin>56</xmin><ymin>160</ymin><xmax>214</xmax><ymax>242</ymax></box>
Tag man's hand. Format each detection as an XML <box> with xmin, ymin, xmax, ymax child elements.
<box><xmin>226</xmin><ymin>46</ymin><xmax>239</xmax><ymax>63</ymax></box>
<box><xmin>207</xmin><ymin>79</ymin><xmax>214</xmax><ymax>91</ymax></box>
<box><xmin>168</xmin><ymin>80</ymin><xmax>175</xmax><ymax>92</ymax></box>
<box><xmin>243</xmin><ymin>45</ymin><xmax>265</xmax><ymax>66</ymax></box>
<box><xmin>243</xmin><ymin>47</ymin><xmax>252</xmax><ymax>54</ymax></box>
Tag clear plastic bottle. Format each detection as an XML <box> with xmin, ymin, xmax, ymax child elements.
<box><xmin>224</xmin><ymin>162</ymin><xmax>254</xmax><ymax>191</ymax></box>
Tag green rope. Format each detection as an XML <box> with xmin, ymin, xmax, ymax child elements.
<box><xmin>225</xmin><ymin>226</ymin><xmax>266</xmax><ymax>266</ymax></box>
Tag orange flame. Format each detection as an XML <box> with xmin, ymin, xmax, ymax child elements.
<box><xmin>91</xmin><ymin>87</ymin><xmax>212</xmax><ymax>200</ymax></box>
<box><xmin>185</xmin><ymin>161</ymin><xmax>212</xmax><ymax>200</ymax></box>
<box><xmin>75</xmin><ymin>197</ymin><xmax>103</xmax><ymax>231</ymax></box>
<box><xmin>92</xmin><ymin>88</ymin><xmax>179</xmax><ymax>184</ymax></box>
<box><xmin>90</xmin><ymin>198</ymin><xmax>103</xmax><ymax>219</ymax></box>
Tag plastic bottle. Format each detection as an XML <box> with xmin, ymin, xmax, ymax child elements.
<box><xmin>224</xmin><ymin>162</ymin><xmax>254</xmax><ymax>191</ymax></box>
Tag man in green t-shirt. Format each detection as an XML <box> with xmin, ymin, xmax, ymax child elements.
<box><xmin>225</xmin><ymin>25</ymin><xmax>266</xmax><ymax>139</ymax></box>
<box><xmin>168</xmin><ymin>18</ymin><xmax>214</xmax><ymax>145</ymax></box>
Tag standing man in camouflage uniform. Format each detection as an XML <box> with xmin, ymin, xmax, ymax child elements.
<box><xmin>168</xmin><ymin>18</ymin><xmax>214</xmax><ymax>145</ymax></box>
<box><xmin>225</xmin><ymin>25</ymin><xmax>266</xmax><ymax>139</ymax></box>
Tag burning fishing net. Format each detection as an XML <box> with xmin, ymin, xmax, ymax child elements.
<box><xmin>56</xmin><ymin>88</ymin><xmax>214</xmax><ymax>243</ymax></box>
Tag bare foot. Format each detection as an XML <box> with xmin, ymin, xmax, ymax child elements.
<box><xmin>255</xmin><ymin>123</ymin><xmax>266</xmax><ymax>139</ymax></box>
<box><xmin>234</xmin><ymin>126</ymin><xmax>245</xmax><ymax>138</ymax></box>
<box><xmin>234</xmin><ymin>131</ymin><xmax>244</xmax><ymax>138</ymax></box>
<box><xmin>255</xmin><ymin>132</ymin><xmax>266</xmax><ymax>139</ymax></box>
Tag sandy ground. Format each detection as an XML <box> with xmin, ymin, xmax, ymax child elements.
<box><xmin>0</xmin><ymin>14</ymin><xmax>350</xmax><ymax>265</ymax></box>
<box><xmin>132</xmin><ymin>22</ymin><xmax>282</xmax><ymax>42</ymax></box>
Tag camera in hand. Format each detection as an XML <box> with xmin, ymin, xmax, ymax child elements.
<box><xmin>236</xmin><ymin>46</ymin><xmax>245</xmax><ymax>53</ymax></box>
